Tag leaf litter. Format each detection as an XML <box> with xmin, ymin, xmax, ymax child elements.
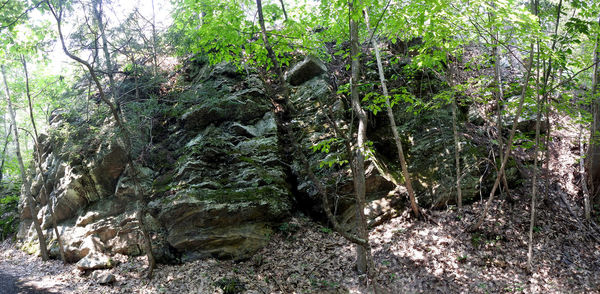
<box><xmin>1</xmin><ymin>196</ymin><xmax>599</xmax><ymax>293</ymax></box>
<box><xmin>1</xmin><ymin>111</ymin><xmax>599</xmax><ymax>293</ymax></box>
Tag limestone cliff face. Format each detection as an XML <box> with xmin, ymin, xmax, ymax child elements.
<box><xmin>17</xmin><ymin>62</ymin><xmax>294</xmax><ymax>265</ymax></box>
<box><xmin>17</xmin><ymin>55</ymin><xmax>509</xmax><ymax>266</ymax></box>
<box><xmin>149</xmin><ymin>64</ymin><xmax>291</xmax><ymax>261</ymax></box>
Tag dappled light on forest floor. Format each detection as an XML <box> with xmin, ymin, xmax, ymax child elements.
<box><xmin>2</xmin><ymin>195</ymin><xmax>599</xmax><ymax>293</ymax></box>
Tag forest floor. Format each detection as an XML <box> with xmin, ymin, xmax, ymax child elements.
<box><xmin>1</xmin><ymin>195</ymin><xmax>599</xmax><ymax>294</ymax></box>
<box><xmin>1</xmin><ymin>114</ymin><xmax>600</xmax><ymax>294</ymax></box>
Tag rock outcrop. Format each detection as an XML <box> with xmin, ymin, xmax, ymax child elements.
<box><xmin>17</xmin><ymin>55</ymin><xmax>516</xmax><ymax>267</ymax></box>
<box><xmin>18</xmin><ymin>62</ymin><xmax>292</xmax><ymax>264</ymax></box>
<box><xmin>285</xmin><ymin>56</ymin><xmax>328</xmax><ymax>86</ymax></box>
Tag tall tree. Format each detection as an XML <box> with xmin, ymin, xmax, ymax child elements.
<box><xmin>1</xmin><ymin>64</ymin><xmax>49</xmax><ymax>261</ymax></box>
<box><xmin>540</xmin><ymin>0</ymin><xmax>563</xmax><ymax>203</ymax></box>
<box><xmin>46</xmin><ymin>0</ymin><xmax>156</xmax><ymax>278</ymax></box>
<box><xmin>349</xmin><ymin>1</ymin><xmax>371</xmax><ymax>274</ymax></box>
<box><xmin>589</xmin><ymin>15</ymin><xmax>600</xmax><ymax>212</ymax></box>
<box><xmin>472</xmin><ymin>34</ymin><xmax>537</xmax><ymax>231</ymax></box>
<box><xmin>92</xmin><ymin>0</ymin><xmax>117</xmax><ymax>103</ymax></box>
<box><xmin>489</xmin><ymin>3</ymin><xmax>512</xmax><ymax>200</ymax></box>
<box><xmin>0</xmin><ymin>127</ymin><xmax>12</xmax><ymax>186</ymax></box>
<box><xmin>151</xmin><ymin>0</ymin><xmax>158</xmax><ymax>75</ymax></box>
<box><xmin>254</xmin><ymin>0</ymin><xmax>376</xmax><ymax>280</ymax></box>
<box><xmin>528</xmin><ymin>11</ymin><xmax>541</xmax><ymax>269</ymax></box>
<box><xmin>22</xmin><ymin>56</ymin><xmax>66</xmax><ymax>263</ymax></box>
<box><xmin>364</xmin><ymin>9</ymin><xmax>419</xmax><ymax>216</ymax></box>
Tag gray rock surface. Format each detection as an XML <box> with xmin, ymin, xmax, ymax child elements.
<box><xmin>76</xmin><ymin>252</ymin><xmax>113</xmax><ymax>270</ymax></box>
<box><xmin>91</xmin><ymin>271</ymin><xmax>116</xmax><ymax>285</ymax></box>
<box><xmin>18</xmin><ymin>62</ymin><xmax>292</xmax><ymax>264</ymax></box>
<box><xmin>285</xmin><ymin>56</ymin><xmax>327</xmax><ymax>86</ymax></box>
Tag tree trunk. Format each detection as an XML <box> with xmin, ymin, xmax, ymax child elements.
<box><xmin>541</xmin><ymin>0</ymin><xmax>563</xmax><ymax>203</ymax></box>
<box><xmin>0</xmin><ymin>127</ymin><xmax>12</xmax><ymax>185</ymax></box>
<box><xmin>493</xmin><ymin>38</ymin><xmax>512</xmax><ymax>200</ymax></box>
<box><xmin>22</xmin><ymin>57</ymin><xmax>66</xmax><ymax>263</ymax></box>
<box><xmin>580</xmin><ymin>112</ymin><xmax>591</xmax><ymax>220</ymax></box>
<box><xmin>527</xmin><ymin>88</ymin><xmax>541</xmax><ymax>270</ymax></box>
<box><xmin>1</xmin><ymin>64</ymin><xmax>49</xmax><ymax>261</ymax></box>
<box><xmin>256</xmin><ymin>0</ymin><xmax>374</xmax><ymax>279</ymax></box>
<box><xmin>255</xmin><ymin>0</ymin><xmax>290</xmax><ymax>105</ymax></box>
<box><xmin>527</xmin><ymin>38</ymin><xmax>542</xmax><ymax>270</ymax></box>
<box><xmin>588</xmin><ymin>15</ymin><xmax>600</xmax><ymax>206</ymax></box>
<box><xmin>472</xmin><ymin>42</ymin><xmax>536</xmax><ymax>231</ymax></box>
<box><xmin>48</xmin><ymin>2</ymin><xmax>156</xmax><ymax>277</ymax></box>
<box><xmin>92</xmin><ymin>0</ymin><xmax>118</xmax><ymax>103</ymax></box>
<box><xmin>364</xmin><ymin>9</ymin><xmax>419</xmax><ymax>216</ymax></box>
<box><xmin>278</xmin><ymin>0</ymin><xmax>288</xmax><ymax>21</ymax></box>
<box><xmin>488</xmin><ymin>2</ymin><xmax>511</xmax><ymax>200</ymax></box>
<box><xmin>452</xmin><ymin>98</ymin><xmax>462</xmax><ymax>210</ymax></box>
<box><xmin>349</xmin><ymin>9</ymin><xmax>370</xmax><ymax>275</ymax></box>
<box><xmin>473</xmin><ymin>0</ymin><xmax>539</xmax><ymax>231</ymax></box>
<box><xmin>151</xmin><ymin>0</ymin><xmax>158</xmax><ymax>75</ymax></box>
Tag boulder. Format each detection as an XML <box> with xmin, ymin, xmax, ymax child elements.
<box><xmin>510</xmin><ymin>115</ymin><xmax>549</xmax><ymax>133</ymax></box>
<box><xmin>76</xmin><ymin>211</ymin><xmax>101</xmax><ymax>227</ymax></box>
<box><xmin>64</xmin><ymin>235</ymin><xmax>102</xmax><ymax>263</ymax></box>
<box><xmin>91</xmin><ymin>271</ymin><xmax>116</xmax><ymax>285</ymax></box>
<box><xmin>152</xmin><ymin>185</ymin><xmax>289</xmax><ymax>260</ymax></box>
<box><xmin>288</xmin><ymin>74</ymin><xmax>395</xmax><ymax>220</ymax></box>
<box><xmin>76</xmin><ymin>252</ymin><xmax>113</xmax><ymax>270</ymax></box>
<box><xmin>503</xmin><ymin>95</ymin><xmax>549</xmax><ymax>133</ymax></box>
<box><xmin>88</xmin><ymin>143</ymin><xmax>127</xmax><ymax>197</ymax></box>
<box><xmin>285</xmin><ymin>56</ymin><xmax>327</xmax><ymax>86</ymax></box>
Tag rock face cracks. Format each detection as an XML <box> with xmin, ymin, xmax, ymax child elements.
<box><xmin>18</xmin><ymin>62</ymin><xmax>295</xmax><ymax>264</ymax></box>
<box><xmin>18</xmin><ymin>56</ymin><xmax>497</xmax><ymax>265</ymax></box>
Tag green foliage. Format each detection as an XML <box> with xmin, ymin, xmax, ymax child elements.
<box><xmin>310</xmin><ymin>278</ymin><xmax>340</xmax><ymax>290</ymax></box>
<box><xmin>311</xmin><ymin>137</ymin><xmax>348</xmax><ymax>168</ymax></box>
<box><xmin>0</xmin><ymin>191</ymin><xmax>20</xmax><ymax>240</ymax></box>
<box><xmin>169</xmin><ymin>0</ymin><xmax>355</xmax><ymax>70</ymax></box>
<box><xmin>470</xmin><ymin>232</ymin><xmax>483</xmax><ymax>248</ymax></box>
<box><xmin>319</xmin><ymin>226</ymin><xmax>332</xmax><ymax>234</ymax></box>
<box><xmin>277</xmin><ymin>221</ymin><xmax>300</xmax><ymax>237</ymax></box>
<box><xmin>215</xmin><ymin>277</ymin><xmax>245</xmax><ymax>294</ymax></box>
<box><xmin>170</xmin><ymin>0</ymin><xmax>267</xmax><ymax>67</ymax></box>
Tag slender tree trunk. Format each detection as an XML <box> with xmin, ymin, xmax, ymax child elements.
<box><xmin>256</xmin><ymin>0</ymin><xmax>374</xmax><ymax>280</ymax></box>
<box><xmin>543</xmin><ymin>99</ymin><xmax>551</xmax><ymax>202</ymax></box>
<box><xmin>580</xmin><ymin>112</ymin><xmax>591</xmax><ymax>220</ymax></box>
<box><xmin>472</xmin><ymin>42</ymin><xmax>536</xmax><ymax>231</ymax></box>
<box><xmin>151</xmin><ymin>0</ymin><xmax>158</xmax><ymax>75</ymax></box>
<box><xmin>349</xmin><ymin>8</ymin><xmax>371</xmax><ymax>275</ymax></box>
<box><xmin>489</xmin><ymin>3</ymin><xmax>511</xmax><ymax>200</ymax></box>
<box><xmin>130</xmin><ymin>55</ymin><xmax>140</xmax><ymax>101</ymax></box>
<box><xmin>541</xmin><ymin>0</ymin><xmax>563</xmax><ymax>203</ymax></box>
<box><xmin>48</xmin><ymin>2</ymin><xmax>156</xmax><ymax>277</ymax></box>
<box><xmin>527</xmin><ymin>4</ymin><xmax>562</xmax><ymax>262</ymax></box>
<box><xmin>474</xmin><ymin>0</ymin><xmax>539</xmax><ymax>231</ymax></box>
<box><xmin>527</xmin><ymin>91</ymin><xmax>541</xmax><ymax>270</ymax></box>
<box><xmin>255</xmin><ymin>0</ymin><xmax>289</xmax><ymax>104</ymax></box>
<box><xmin>1</xmin><ymin>64</ymin><xmax>49</xmax><ymax>261</ymax></box>
<box><xmin>494</xmin><ymin>44</ymin><xmax>512</xmax><ymax>200</ymax></box>
<box><xmin>0</xmin><ymin>127</ymin><xmax>12</xmax><ymax>185</ymax></box>
<box><xmin>22</xmin><ymin>57</ymin><xmax>66</xmax><ymax>263</ymax></box>
<box><xmin>278</xmin><ymin>0</ymin><xmax>288</xmax><ymax>21</ymax></box>
<box><xmin>364</xmin><ymin>10</ymin><xmax>419</xmax><ymax>216</ymax></box>
<box><xmin>527</xmin><ymin>38</ymin><xmax>542</xmax><ymax>270</ymax></box>
<box><xmin>92</xmin><ymin>0</ymin><xmax>118</xmax><ymax>103</ymax></box>
<box><xmin>452</xmin><ymin>97</ymin><xmax>462</xmax><ymax>209</ymax></box>
<box><xmin>588</xmin><ymin>16</ymin><xmax>600</xmax><ymax>206</ymax></box>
